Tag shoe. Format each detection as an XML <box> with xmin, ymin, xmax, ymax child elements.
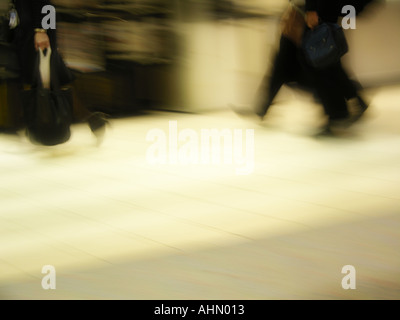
<box><xmin>255</xmin><ymin>98</ymin><xmax>273</xmax><ymax>121</ymax></box>
<box><xmin>357</xmin><ymin>95</ymin><xmax>368</xmax><ymax>112</ymax></box>
<box><xmin>328</xmin><ymin>117</ymin><xmax>353</xmax><ymax>129</ymax></box>
<box><xmin>255</xmin><ymin>109</ymin><xmax>266</xmax><ymax>121</ymax></box>
<box><xmin>347</xmin><ymin>95</ymin><xmax>369</xmax><ymax>122</ymax></box>
<box><xmin>315</xmin><ymin>117</ymin><xmax>348</xmax><ymax>137</ymax></box>
<box><xmin>315</xmin><ymin>124</ymin><xmax>334</xmax><ymax>137</ymax></box>
<box><xmin>87</xmin><ymin>112</ymin><xmax>109</xmax><ymax>145</ymax></box>
<box><xmin>229</xmin><ymin>104</ymin><xmax>262</xmax><ymax>123</ymax></box>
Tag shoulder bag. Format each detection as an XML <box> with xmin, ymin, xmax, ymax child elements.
<box><xmin>22</xmin><ymin>47</ymin><xmax>74</xmax><ymax>146</ymax></box>
<box><xmin>302</xmin><ymin>22</ymin><xmax>348</xmax><ymax>69</ymax></box>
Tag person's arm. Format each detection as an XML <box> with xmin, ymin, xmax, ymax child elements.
<box><xmin>31</xmin><ymin>0</ymin><xmax>52</xmax><ymax>50</ymax></box>
<box><xmin>31</xmin><ymin>0</ymin><xmax>52</xmax><ymax>30</ymax></box>
<box><xmin>305</xmin><ymin>0</ymin><xmax>319</xmax><ymax>29</ymax></box>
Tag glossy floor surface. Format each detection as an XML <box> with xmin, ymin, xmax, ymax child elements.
<box><xmin>0</xmin><ymin>84</ymin><xmax>399</xmax><ymax>300</ymax></box>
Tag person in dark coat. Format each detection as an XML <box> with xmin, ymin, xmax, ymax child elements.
<box><xmin>302</xmin><ymin>0</ymin><xmax>369</xmax><ymax>133</ymax></box>
<box><xmin>255</xmin><ymin>1</ymin><xmax>310</xmax><ymax>121</ymax></box>
<box><xmin>13</xmin><ymin>0</ymin><xmax>108</xmax><ymax>143</ymax></box>
<box><xmin>14</xmin><ymin>0</ymin><xmax>56</xmax><ymax>85</ymax></box>
<box><xmin>255</xmin><ymin>0</ymin><xmax>372</xmax><ymax>134</ymax></box>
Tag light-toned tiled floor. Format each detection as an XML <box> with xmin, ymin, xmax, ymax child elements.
<box><xmin>0</xmin><ymin>84</ymin><xmax>399</xmax><ymax>300</ymax></box>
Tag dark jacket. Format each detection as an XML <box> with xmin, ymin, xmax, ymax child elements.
<box><xmin>14</xmin><ymin>0</ymin><xmax>56</xmax><ymax>83</ymax></box>
<box><xmin>305</xmin><ymin>0</ymin><xmax>377</xmax><ymax>23</ymax></box>
<box><xmin>305</xmin><ymin>0</ymin><xmax>344</xmax><ymax>23</ymax></box>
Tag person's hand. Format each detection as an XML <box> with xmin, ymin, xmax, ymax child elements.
<box><xmin>305</xmin><ymin>11</ymin><xmax>319</xmax><ymax>29</ymax></box>
<box><xmin>34</xmin><ymin>31</ymin><xmax>50</xmax><ymax>51</ymax></box>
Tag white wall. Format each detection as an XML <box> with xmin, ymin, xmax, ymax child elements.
<box><xmin>343</xmin><ymin>0</ymin><xmax>400</xmax><ymax>87</ymax></box>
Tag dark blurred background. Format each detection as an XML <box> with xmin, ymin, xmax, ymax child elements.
<box><xmin>1</xmin><ymin>0</ymin><xmax>399</xmax><ymax>129</ymax></box>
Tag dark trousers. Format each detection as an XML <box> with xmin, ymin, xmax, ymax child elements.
<box><xmin>257</xmin><ymin>34</ymin><xmax>360</xmax><ymax>121</ymax></box>
<box><xmin>255</xmin><ymin>35</ymin><xmax>304</xmax><ymax>116</ymax></box>
<box><xmin>298</xmin><ymin>53</ymin><xmax>359</xmax><ymax>120</ymax></box>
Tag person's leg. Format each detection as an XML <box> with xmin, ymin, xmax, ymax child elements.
<box><xmin>255</xmin><ymin>35</ymin><xmax>299</xmax><ymax>119</ymax></box>
<box><xmin>70</xmin><ymin>74</ymin><xmax>108</xmax><ymax>143</ymax></box>
<box><xmin>333</xmin><ymin>63</ymin><xmax>358</xmax><ymax>100</ymax></box>
<box><xmin>297</xmin><ymin>55</ymin><xmax>350</xmax><ymax>133</ymax></box>
<box><xmin>330</xmin><ymin>63</ymin><xmax>369</xmax><ymax>121</ymax></box>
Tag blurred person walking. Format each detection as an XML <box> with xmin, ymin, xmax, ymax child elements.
<box><xmin>13</xmin><ymin>0</ymin><xmax>108</xmax><ymax>144</ymax></box>
<box><xmin>300</xmin><ymin>0</ymin><xmax>369</xmax><ymax>134</ymax></box>
<box><xmin>254</xmin><ymin>0</ymin><xmax>309</xmax><ymax>121</ymax></box>
<box><xmin>254</xmin><ymin>0</ymin><xmax>375</xmax><ymax>135</ymax></box>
